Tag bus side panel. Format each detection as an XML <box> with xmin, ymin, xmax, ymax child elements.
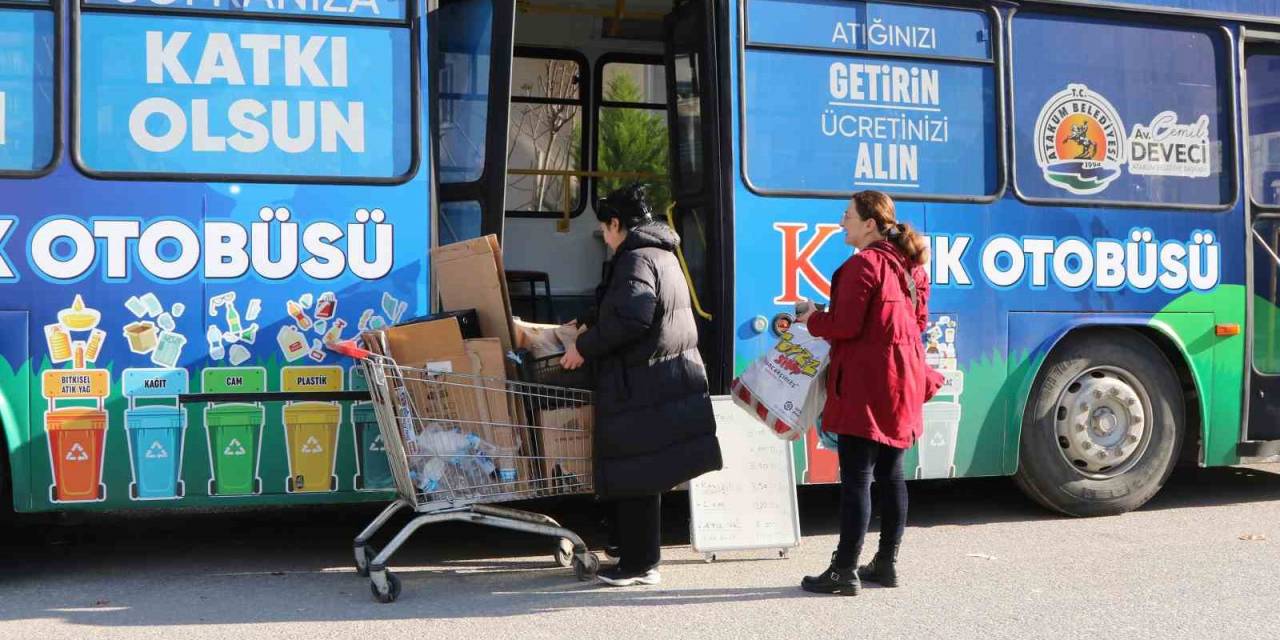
<box><xmin>728</xmin><ymin>0</ymin><xmax>1250</xmax><ymax>484</ymax></box>
<box><xmin>1155</xmin><ymin>290</ymin><xmax>1247</xmax><ymax>467</ymax></box>
<box><xmin>5</xmin><ymin>2</ymin><xmax>432</xmax><ymax>512</ymax></box>
<box><xmin>0</xmin><ymin>311</ymin><xmax>31</xmax><ymax>510</ymax></box>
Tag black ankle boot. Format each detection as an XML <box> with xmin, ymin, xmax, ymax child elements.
<box><xmin>858</xmin><ymin>544</ymin><xmax>899</xmax><ymax>587</ymax></box>
<box><xmin>801</xmin><ymin>555</ymin><xmax>860</xmax><ymax>596</ymax></box>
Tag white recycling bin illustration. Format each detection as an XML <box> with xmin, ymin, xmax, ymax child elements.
<box><xmin>918</xmin><ymin>315</ymin><xmax>963</xmax><ymax>480</ymax></box>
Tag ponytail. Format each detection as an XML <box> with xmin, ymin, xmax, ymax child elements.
<box><xmin>884</xmin><ymin>222</ymin><xmax>929</xmax><ymax>266</ymax></box>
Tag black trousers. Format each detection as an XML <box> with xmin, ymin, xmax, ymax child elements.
<box><xmin>834</xmin><ymin>435</ymin><xmax>908</xmax><ymax>568</ymax></box>
<box><xmin>614</xmin><ymin>493</ymin><xmax>661</xmax><ymax>572</ymax></box>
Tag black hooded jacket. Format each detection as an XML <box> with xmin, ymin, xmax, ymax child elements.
<box><xmin>576</xmin><ymin>222</ymin><xmax>723</xmax><ymax>498</ymax></box>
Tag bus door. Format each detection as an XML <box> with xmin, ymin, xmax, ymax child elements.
<box><xmin>433</xmin><ymin>0</ymin><xmax>517</xmax><ymax>245</ymax></box>
<box><xmin>664</xmin><ymin>0</ymin><xmax>731</xmax><ymax>392</ymax></box>
<box><xmin>1244</xmin><ymin>35</ymin><xmax>1280</xmax><ymax>453</ymax></box>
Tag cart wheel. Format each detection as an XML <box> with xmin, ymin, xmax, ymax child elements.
<box><xmin>177</xmin><ymin>480</ymin><xmax>186</xmax><ymax>499</ymax></box>
<box><xmin>98</xmin><ymin>483</ymin><xmax>106</xmax><ymax>501</ymax></box>
<box><xmin>356</xmin><ymin>544</ymin><xmax>378</xmax><ymax>577</ymax></box>
<box><xmin>286</xmin><ymin>477</ymin><xmax>295</xmax><ymax>493</ymax></box>
<box><xmin>130</xmin><ymin>484</ymin><xmax>138</xmax><ymax>500</ymax></box>
<box><xmin>371</xmin><ymin>572</ymin><xmax>401</xmax><ymax>604</ymax></box>
<box><xmin>554</xmin><ymin>538</ymin><xmax>574</xmax><ymax>568</ymax></box>
<box><xmin>572</xmin><ymin>553</ymin><xmax>599</xmax><ymax>581</ymax></box>
<box><xmin>50</xmin><ymin>485</ymin><xmax>58</xmax><ymax>503</ymax></box>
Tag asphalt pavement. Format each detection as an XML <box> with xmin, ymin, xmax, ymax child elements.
<box><xmin>2</xmin><ymin>465</ymin><xmax>1279</xmax><ymax>640</ymax></box>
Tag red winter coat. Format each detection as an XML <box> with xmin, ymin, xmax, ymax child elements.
<box><xmin>806</xmin><ymin>241</ymin><xmax>932</xmax><ymax>449</ymax></box>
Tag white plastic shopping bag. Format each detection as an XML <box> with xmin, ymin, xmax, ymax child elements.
<box><xmin>731</xmin><ymin>323</ymin><xmax>831</xmax><ymax>440</ymax></box>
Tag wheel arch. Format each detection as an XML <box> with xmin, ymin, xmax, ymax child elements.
<box><xmin>1008</xmin><ymin>318</ymin><xmax>1203</xmax><ymax>474</ymax></box>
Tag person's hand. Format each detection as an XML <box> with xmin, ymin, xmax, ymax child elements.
<box><xmin>560</xmin><ymin>344</ymin><xmax>585</xmax><ymax>370</ymax></box>
<box><xmin>796</xmin><ymin>308</ymin><xmax>817</xmax><ymax>324</ymax></box>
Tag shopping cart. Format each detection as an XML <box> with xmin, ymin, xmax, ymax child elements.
<box><xmin>330</xmin><ymin>340</ymin><xmax>600</xmax><ymax>603</ymax></box>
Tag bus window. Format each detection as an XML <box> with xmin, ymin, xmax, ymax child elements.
<box><xmin>434</xmin><ymin>0</ymin><xmax>514</xmax><ymax>240</ymax></box>
<box><xmin>438</xmin><ymin>0</ymin><xmax>495</xmax><ymax>185</ymax></box>
<box><xmin>740</xmin><ymin>0</ymin><xmax>998</xmax><ymax>199</ymax></box>
<box><xmin>595</xmin><ymin>56</ymin><xmax>670</xmax><ymax>213</ymax></box>
<box><xmin>0</xmin><ymin>2</ymin><xmax>55</xmax><ymax>175</ymax></box>
<box><xmin>75</xmin><ymin>4</ymin><xmax>415</xmax><ymax>182</ymax></box>
<box><xmin>505</xmin><ymin>50</ymin><xmax>587</xmax><ymax>216</ymax></box>
<box><xmin>670</xmin><ymin>43</ymin><xmax>703</xmax><ymax>195</ymax></box>
<box><xmin>1012</xmin><ymin>14</ymin><xmax>1232</xmax><ymax>208</ymax></box>
<box><xmin>1247</xmin><ymin>51</ymin><xmax>1280</xmax><ymax>208</ymax></box>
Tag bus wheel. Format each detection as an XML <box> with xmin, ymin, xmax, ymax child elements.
<box><xmin>1015</xmin><ymin>331</ymin><xmax>1184</xmax><ymax>517</ymax></box>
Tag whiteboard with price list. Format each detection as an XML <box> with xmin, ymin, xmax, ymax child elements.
<box><xmin>689</xmin><ymin>397</ymin><xmax>801</xmax><ymax>555</ymax></box>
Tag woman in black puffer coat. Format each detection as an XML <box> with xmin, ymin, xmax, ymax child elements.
<box><xmin>561</xmin><ymin>184</ymin><xmax>722</xmax><ymax>587</ymax></box>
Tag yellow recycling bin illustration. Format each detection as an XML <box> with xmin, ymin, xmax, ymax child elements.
<box><xmin>281</xmin><ymin>366</ymin><xmax>344</xmax><ymax>493</ymax></box>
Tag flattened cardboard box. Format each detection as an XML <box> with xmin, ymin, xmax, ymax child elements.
<box><xmin>538</xmin><ymin>405</ymin><xmax>594</xmax><ymax>495</ymax></box>
<box><xmin>432</xmin><ymin>235</ymin><xmax>517</xmax><ymax>358</ymax></box>
<box><xmin>464</xmin><ymin>338</ymin><xmax>541</xmax><ymax>495</ymax></box>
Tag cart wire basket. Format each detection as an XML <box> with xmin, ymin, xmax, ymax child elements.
<box><xmin>330</xmin><ymin>339</ymin><xmax>598</xmax><ymax>603</ymax></box>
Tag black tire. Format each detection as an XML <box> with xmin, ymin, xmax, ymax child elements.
<box><xmin>371</xmin><ymin>572</ymin><xmax>401</xmax><ymax>603</ymax></box>
<box><xmin>554</xmin><ymin>538</ymin><xmax>574</xmax><ymax>568</ymax></box>
<box><xmin>1015</xmin><ymin>330</ymin><xmax>1184</xmax><ymax>517</ymax></box>
<box><xmin>0</xmin><ymin>436</ymin><xmax>12</xmax><ymax>522</ymax></box>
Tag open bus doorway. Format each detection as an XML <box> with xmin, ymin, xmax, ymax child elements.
<box><xmin>457</xmin><ymin>0</ymin><xmax>731</xmax><ymax>391</ymax></box>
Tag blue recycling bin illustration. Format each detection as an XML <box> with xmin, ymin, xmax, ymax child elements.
<box><xmin>350</xmin><ymin>365</ymin><xmax>394</xmax><ymax>491</ymax></box>
<box><xmin>122</xmin><ymin>368</ymin><xmax>189</xmax><ymax>500</ymax></box>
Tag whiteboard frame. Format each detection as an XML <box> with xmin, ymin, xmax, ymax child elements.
<box><xmin>688</xmin><ymin>396</ymin><xmax>803</xmax><ymax>556</ymax></box>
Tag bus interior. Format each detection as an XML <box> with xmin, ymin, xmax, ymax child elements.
<box><xmin>435</xmin><ymin>0</ymin><xmax>733</xmax><ymax>390</ymax></box>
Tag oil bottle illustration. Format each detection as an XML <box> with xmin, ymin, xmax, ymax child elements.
<box><xmin>43</xmin><ymin>295</ymin><xmax>110</xmax><ymax>503</ymax></box>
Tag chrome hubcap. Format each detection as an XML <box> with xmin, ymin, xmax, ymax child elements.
<box><xmin>1054</xmin><ymin>367</ymin><xmax>1149</xmax><ymax>477</ymax></box>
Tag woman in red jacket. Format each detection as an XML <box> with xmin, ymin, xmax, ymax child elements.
<box><xmin>796</xmin><ymin>190</ymin><xmax>936</xmax><ymax>596</ymax></box>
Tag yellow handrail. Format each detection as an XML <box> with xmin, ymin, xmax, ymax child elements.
<box><xmin>505</xmin><ymin>168</ymin><xmax>713</xmax><ymax>321</ymax></box>
<box><xmin>507</xmin><ymin>168</ymin><xmax>664</xmax><ymax>231</ymax></box>
<box><xmin>665</xmin><ymin>203</ymin><xmax>713</xmax><ymax>322</ymax></box>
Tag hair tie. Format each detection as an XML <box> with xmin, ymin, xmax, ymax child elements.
<box><xmin>885</xmin><ymin>223</ymin><xmax>903</xmax><ymax>239</ymax></box>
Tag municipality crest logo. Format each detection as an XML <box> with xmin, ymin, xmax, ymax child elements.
<box><xmin>1035</xmin><ymin>84</ymin><xmax>1126</xmax><ymax>195</ymax></box>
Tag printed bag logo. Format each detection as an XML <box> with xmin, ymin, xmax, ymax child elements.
<box><xmin>1035</xmin><ymin>84</ymin><xmax>1126</xmax><ymax>195</ymax></box>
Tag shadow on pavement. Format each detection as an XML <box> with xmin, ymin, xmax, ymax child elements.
<box><xmin>0</xmin><ymin>465</ymin><xmax>1277</xmax><ymax>626</ymax></box>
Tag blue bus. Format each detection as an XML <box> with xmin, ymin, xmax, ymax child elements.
<box><xmin>2</xmin><ymin>0</ymin><xmax>1280</xmax><ymax>517</ymax></box>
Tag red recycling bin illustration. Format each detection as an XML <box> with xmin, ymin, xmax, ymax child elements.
<box><xmin>43</xmin><ymin>369</ymin><xmax>111</xmax><ymax>503</ymax></box>
<box><xmin>43</xmin><ymin>295</ymin><xmax>112</xmax><ymax>503</ymax></box>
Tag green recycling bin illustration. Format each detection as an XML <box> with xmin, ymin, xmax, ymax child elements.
<box><xmin>350</xmin><ymin>365</ymin><xmax>393</xmax><ymax>491</ymax></box>
<box><xmin>202</xmin><ymin>367</ymin><xmax>267</xmax><ymax>496</ymax></box>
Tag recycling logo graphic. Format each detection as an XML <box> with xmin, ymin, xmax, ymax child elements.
<box><xmin>145</xmin><ymin>441</ymin><xmax>169</xmax><ymax>459</ymax></box>
<box><xmin>930</xmin><ymin>432</ymin><xmax>946</xmax><ymax>447</ymax></box>
<box><xmin>301</xmin><ymin>436</ymin><xmax>324</xmax><ymax>454</ymax></box>
<box><xmin>369</xmin><ymin>435</ymin><xmax>386</xmax><ymax>452</ymax></box>
<box><xmin>224</xmin><ymin>438</ymin><xmax>247</xmax><ymax>456</ymax></box>
<box><xmin>65</xmin><ymin>443</ymin><xmax>90</xmax><ymax>462</ymax></box>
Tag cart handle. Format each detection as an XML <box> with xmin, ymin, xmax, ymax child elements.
<box><xmin>327</xmin><ymin>339</ymin><xmax>373</xmax><ymax>360</ymax></box>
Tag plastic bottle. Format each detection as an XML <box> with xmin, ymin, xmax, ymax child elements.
<box><xmin>413</xmin><ymin>457</ymin><xmax>448</xmax><ymax>492</ymax></box>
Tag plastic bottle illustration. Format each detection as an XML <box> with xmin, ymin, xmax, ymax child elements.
<box><xmin>207</xmin><ymin>325</ymin><xmax>225</xmax><ymax>360</ymax></box>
